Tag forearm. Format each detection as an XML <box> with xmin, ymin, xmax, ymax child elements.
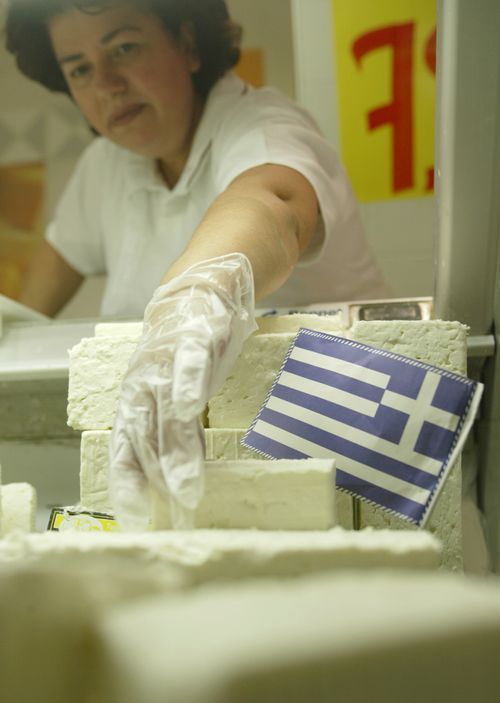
<box><xmin>161</xmin><ymin>165</ymin><xmax>318</xmax><ymax>301</ymax></box>
<box><xmin>19</xmin><ymin>240</ymin><xmax>84</xmax><ymax>317</ymax></box>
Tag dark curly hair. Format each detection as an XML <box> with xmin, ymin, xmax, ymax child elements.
<box><xmin>5</xmin><ymin>0</ymin><xmax>242</xmax><ymax>99</ymax></box>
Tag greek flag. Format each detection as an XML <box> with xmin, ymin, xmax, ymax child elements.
<box><xmin>242</xmin><ymin>329</ymin><xmax>483</xmax><ymax>527</ymax></box>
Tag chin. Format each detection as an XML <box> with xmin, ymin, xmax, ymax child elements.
<box><xmin>107</xmin><ymin>130</ymin><xmax>163</xmax><ymax>158</ymax></box>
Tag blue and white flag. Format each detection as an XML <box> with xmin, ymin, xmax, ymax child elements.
<box><xmin>242</xmin><ymin>329</ymin><xmax>483</xmax><ymax>527</ymax></box>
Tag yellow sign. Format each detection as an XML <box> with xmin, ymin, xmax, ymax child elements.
<box><xmin>47</xmin><ymin>508</ymin><xmax>120</xmax><ymax>532</ymax></box>
<box><xmin>332</xmin><ymin>0</ymin><xmax>436</xmax><ymax>201</ymax></box>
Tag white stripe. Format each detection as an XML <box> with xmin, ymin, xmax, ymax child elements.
<box><xmin>278</xmin><ymin>370</ymin><xmax>379</xmax><ymax>417</ymax></box>
<box><xmin>266</xmin><ymin>394</ymin><xmax>443</xmax><ymax>476</ymax></box>
<box><xmin>393</xmin><ymin>372</ymin><xmax>444</xmax><ymax>458</ymax></box>
<box><xmin>382</xmin><ymin>389</ymin><xmax>460</xmax><ymax>430</ymax></box>
<box><xmin>290</xmin><ymin>346</ymin><xmax>390</xmax><ymax>389</ymax></box>
<box><xmin>252</xmin><ymin>420</ymin><xmax>430</xmax><ymax>506</ymax></box>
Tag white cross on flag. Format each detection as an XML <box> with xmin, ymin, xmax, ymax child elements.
<box><xmin>242</xmin><ymin>329</ymin><xmax>483</xmax><ymax>527</ymax></box>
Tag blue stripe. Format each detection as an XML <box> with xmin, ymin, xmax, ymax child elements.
<box><xmin>284</xmin><ymin>357</ymin><xmax>384</xmax><ymax>403</ymax></box>
<box><xmin>414</xmin><ymin>421</ymin><xmax>456</xmax><ymax>462</ymax></box>
<box><xmin>296</xmin><ymin>330</ymin><xmax>426</xmax><ymax>399</ymax></box>
<box><xmin>336</xmin><ymin>469</ymin><xmax>424</xmax><ymax>524</ymax></box>
<box><xmin>432</xmin><ymin>375</ymin><xmax>471</xmax><ymax>416</ymax></box>
<box><xmin>259</xmin><ymin>406</ymin><xmax>438</xmax><ymax>492</ymax></box>
<box><xmin>273</xmin><ymin>383</ymin><xmax>407</xmax><ymax>445</ymax></box>
<box><xmin>241</xmin><ymin>430</ymin><xmax>308</xmax><ymax>460</ymax></box>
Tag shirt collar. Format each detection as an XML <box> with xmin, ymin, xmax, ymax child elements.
<box><xmin>123</xmin><ymin>72</ymin><xmax>248</xmax><ymax>198</ymax></box>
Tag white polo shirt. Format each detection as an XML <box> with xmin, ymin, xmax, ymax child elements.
<box><xmin>47</xmin><ymin>72</ymin><xmax>389</xmax><ymax>318</ymax></box>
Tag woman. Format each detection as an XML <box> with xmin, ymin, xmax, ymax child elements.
<box><xmin>6</xmin><ymin>0</ymin><xmax>389</xmax><ymax>528</ymax></box>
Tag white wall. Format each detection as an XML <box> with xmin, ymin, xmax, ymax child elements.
<box><xmin>291</xmin><ymin>0</ymin><xmax>435</xmax><ymax>299</ymax></box>
<box><xmin>227</xmin><ymin>0</ymin><xmax>296</xmax><ymax>99</ymax></box>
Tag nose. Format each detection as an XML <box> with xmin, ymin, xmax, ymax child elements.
<box><xmin>94</xmin><ymin>58</ymin><xmax>126</xmax><ymax>96</ymax></box>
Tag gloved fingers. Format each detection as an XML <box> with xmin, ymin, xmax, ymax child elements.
<box><xmin>171</xmin><ymin>335</ymin><xmax>213</xmax><ymax>421</ymax></box>
<box><xmin>158</xmin><ymin>414</ymin><xmax>206</xmax><ymax>514</ymax></box>
<box><xmin>108</xmin><ymin>423</ymin><xmax>152</xmax><ymax>532</ymax></box>
<box><xmin>127</xmin><ymin>407</ymin><xmax>165</xmax><ymax>490</ymax></box>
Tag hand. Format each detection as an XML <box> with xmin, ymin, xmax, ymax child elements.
<box><xmin>108</xmin><ymin>253</ymin><xmax>256</xmax><ymax>530</ymax></box>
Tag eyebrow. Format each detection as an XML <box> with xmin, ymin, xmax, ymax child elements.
<box><xmin>58</xmin><ymin>25</ymin><xmax>142</xmax><ymax>65</ymax></box>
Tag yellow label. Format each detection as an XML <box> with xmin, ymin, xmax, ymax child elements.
<box><xmin>47</xmin><ymin>508</ymin><xmax>120</xmax><ymax>532</ymax></box>
<box><xmin>332</xmin><ymin>0</ymin><xmax>436</xmax><ymax>201</ymax></box>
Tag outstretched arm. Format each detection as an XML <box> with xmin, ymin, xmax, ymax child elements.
<box><xmin>110</xmin><ymin>163</ymin><xmax>320</xmax><ymax>529</ymax></box>
<box><xmin>163</xmin><ymin>163</ymin><xmax>319</xmax><ymax>299</ymax></box>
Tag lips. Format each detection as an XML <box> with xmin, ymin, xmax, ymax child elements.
<box><xmin>109</xmin><ymin>103</ymin><xmax>145</xmax><ymax>128</ymax></box>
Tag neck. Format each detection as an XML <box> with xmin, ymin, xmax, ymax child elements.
<box><xmin>158</xmin><ymin>94</ymin><xmax>205</xmax><ymax>188</ymax></box>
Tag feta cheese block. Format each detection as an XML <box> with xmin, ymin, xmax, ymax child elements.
<box><xmin>98</xmin><ymin>571</ymin><xmax>500</xmax><ymax>703</ymax></box>
<box><xmin>68</xmin><ymin>317</ymin><xmax>347</xmax><ymax>431</ymax></box>
<box><xmin>208</xmin><ymin>330</ymin><xmax>345</xmax><ymax>428</ymax></box>
<box><xmin>204</xmin><ymin>429</ymin><xmax>354</xmax><ymax>527</ymax></box>
<box><xmin>351</xmin><ymin>320</ymin><xmax>468</xmax><ymax>572</ymax></box>
<box><xmin>352</xmin><ymin>319</ymin><xmax>468</xmax><ymax>375</ymax></box>
<box><xmin>0</xmin><ymin>529</ymin><xmax>442</xmax><ymax>589</ymax></box>
<box><xmin>0</xmin><ymin>483</ymin><xmax>37</xmax><ymax>536</ymax></box>
<box><xmin>93</xmin><ymin>314</ymin><xmax>346</xmax><ymax>340</ymax></box>
<box><xmin>80</xmin><ymin>430</ymin><xmax>113</xmax><ymax>513</ymax></box>
<box><xmin>68</xmin><ymin>334</ymin><xmax>140</xmax><ymax>430</ymax></box>
<box><xmin>82</xmin><ymin>431</ymin><xmax>354</xmax><ymax>529</ymax></box>
<box><xmin>204</xmin><ymin>427</ymin><xmax>261</xmax><ymax>461</ymax></box>
<box><xmin>152</xmin><ymin>459</ymin><xmax>337</xmax><ymax>530</ymax></box>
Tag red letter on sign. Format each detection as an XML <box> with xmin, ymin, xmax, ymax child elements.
<box><xmin>353</xmin><ymin>23</ymin><xmax>414</xmax><ymax>192</ymax></box>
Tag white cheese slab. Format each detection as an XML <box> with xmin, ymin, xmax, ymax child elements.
<box><xmin>68</xmin><ymin>335</ymin><xmax>140</xmax><ymax>430</ymax></box>
<box><xmin>80</xmin><ymin>431</ymin><xmax>353</xmax><ymax>529</ymax></box>
<box><xmin>1</xmin><ymin>483</ymin><xmax>37</xmax><ymax>536</ymax></box>
<box><xmin>351</xmin><ymin>320</ymin><xmax>468</xmax><ymax>571</ymax></box>
<box><xmin>0</xmin><ymin>528</ymin><xmax>442</xmax><ymax>582</ymax></box>
<box><xmin>80</xmin><ymin>430</ymin><xmax>113</xmax><ymax>513</ymax></box>
<box><xmin>152</xmin><ymin>459</ymin><xmax>337</xmax><ymax>531</ymax></box>
<box><xmin>98</xmin><ymin>571</ymin><xmax>500</xmax><ymax>703</ymax></box>
<box><xmin>69</xmin><ymin>316</ymin><xmax>347</xmax><ymax>432</ymax></box>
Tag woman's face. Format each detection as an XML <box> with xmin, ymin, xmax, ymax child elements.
<box><xmin>49</xmin><ymin>3</ymin><xmax>203</xmax><ymax>186</ymax></box>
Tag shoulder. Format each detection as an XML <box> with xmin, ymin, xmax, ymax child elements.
<box><xmin>74</xmin><ymin>136</ymin><xmax>128</xmax><ymax>173</ymax></box>
<box><xmin>214</xmin><ymin>76</ymin><xmax>320</xmax><ymax>135</ymax></box>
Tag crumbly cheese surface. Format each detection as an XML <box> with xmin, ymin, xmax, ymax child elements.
<box><xmin>1</xmin><ymin>483</ymin><xmax>37</xmax><ymax>536</ymax></box>
<box><xmin>0</xmin><ymin>528</ymin><xmax>441</xmax><ymax>580</ymax></box>
<box><xmin>351</xmin><ymin>320</ymin><xmax>468</xmax><ymax>375</ymax></box>
<box><xmin>351</xmin><ymin>320</ymin><xmax>468</xmax><ymax>572</ymax></box>
<box><xmin>67</xmin><ymin>335</ymin><xmax>139</xmax><ymax>430</ymax></box>
<box><xmin>80</xmin><ymin>430</ymin><xmax>113</xmax><ymax>513</ymax></box>
<box><xmin>69</xmin><ymin>317</ymin><xmax>347</xmax><ymax>432</ymax></box>
<box><xmin>152</xmin><ymin>459</ymin><xmax>337</xmax><ymax>531</ymax></box>
<box><xmin>81</xmin><ymin>431</ymin><xmax>354</xmax><ymax>529</ymax></box>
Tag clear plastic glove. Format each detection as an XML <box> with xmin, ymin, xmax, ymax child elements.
<box><xmin>109</xmin><ymin>253</ymin><xmax>256</xmax><ymax>531</ymax></box>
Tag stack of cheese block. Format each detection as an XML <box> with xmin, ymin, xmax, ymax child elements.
<box><xmin>2</xmin><ymin>314</ymin><xmax>499</xmax><ymax>703</ymax></box>
<box><xmin>69</xmin><ymin>314</ymin><xmax>466</xmax><ymax>570</ymax></box>
<box><xmin>0</xmin><ymin>464</ymin><xmax>37</xmax><ymax>537</ymax></box>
